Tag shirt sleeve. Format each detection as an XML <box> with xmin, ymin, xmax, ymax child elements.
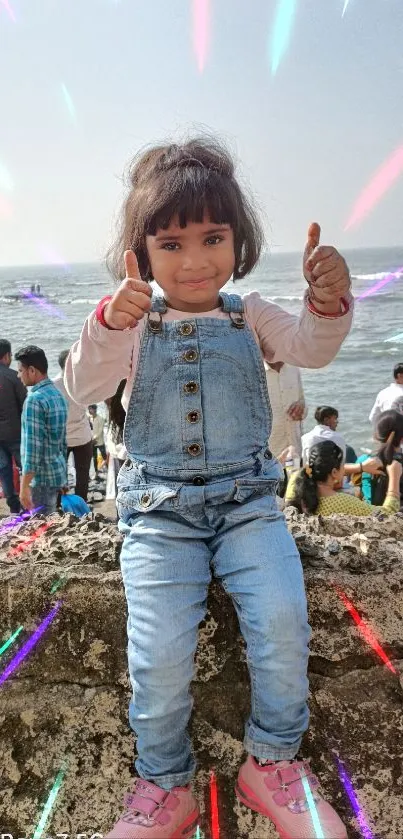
<box><xmin>14</xmin><ymin>377</ymin><xmax>27</xmax><ymax>412</ymax></box>
<box><xmin>64</xmin><ymin>310</ymin><xmax>136</xmax><ymax>406</ymax></box>
<box><xmin>22</xmin><ymin>397</ymin><xmax>45</xmax><ymax>475</ymax></box>
<box><xmin>369</xmin><ymin>395</ymin><xmax>381</xmax><ymax>427</ymax></box>
<box><xmin>243</xmin><ymin>291</ymin><xmax>353</xmax><ymax>369</ymax></box>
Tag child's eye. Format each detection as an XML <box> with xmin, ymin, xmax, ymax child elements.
<box><xmin>161</xmin><ymin>242</ymin><xmax>179</xmax><ymax>251</ymax></box>
<box><xmin>205</xmin><ymin>235</ymin><xmax>223</xmax><ymax>246</ymax></box>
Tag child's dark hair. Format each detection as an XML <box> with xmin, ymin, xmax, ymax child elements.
<box><xmin>286</xmin><ymin>441</ymin><xmax>344</xmax><ymax>514</ymax></box>
<box><xmin>314</xmin><ymin>405</ymin><xmax>338</xmax><ymax>424</ymax></box>
<box><xmin>376</xmin><ymin>410</ymin><xmax>403</xmax><ymax>466</ymax></box>
<box><xmin>106</xmin><ymin>136</ymin><xmax>264</xmax><ymax>283</ymax></box>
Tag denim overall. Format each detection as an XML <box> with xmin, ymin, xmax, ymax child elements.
<box><xmin>117</xmin><ymin>292</ymin><xmax>311</xmax><ymax>790</ymax></box>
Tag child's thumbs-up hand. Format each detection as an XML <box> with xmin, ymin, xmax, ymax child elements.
<box><xmin>104</xmin><ymin>251</ymin><xmax>152</xmax><ymax>330</ymax></box>
<box><xmin>303</xmin><ymin>222</ymin><xmax>351</xmax><ymax>308</ymax></box>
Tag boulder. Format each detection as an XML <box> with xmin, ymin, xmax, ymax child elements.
<box><xmin>0</xmin><ymin>509</ymin><xmax>403</xmax><ymax>838</ymax></box>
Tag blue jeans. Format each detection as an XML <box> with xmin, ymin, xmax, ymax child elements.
<box><xmin>0</xmin><ymin>440</ymin><xmax>21</xmax><ymax>513</ymax></box>
<box><xmin>118</xmin><ymin>461</ymin><xmax>311</xmax><ymax>790</ymax></box>
<box><xmin>31</xmin><ymin>484</ymin><xmax>59</xmax><ymax>516</ymax></box>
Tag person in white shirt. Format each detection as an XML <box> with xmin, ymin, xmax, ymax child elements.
<box><xmin>301</xmin><ymin>405</ymin><xmax>347</xmax><ymax>465</ymax></box>
<box><xmin>369</xmin><ymin>363</ymin><xmax>403</xmax><ymax>431</ymax></box>
<box><xmin>265</xmin><ymin>362</ymin><xmax>307</xmax><ymax>460</ymax></box>
<box><xmin>53</xmin><ymin>349</ymin><xmax>93</xmax><ymax>501</ymax></box>
<box><xmin>88</xmin><ymin>404</ymin><xmax>107</xmax><ymax>477</ymax></box>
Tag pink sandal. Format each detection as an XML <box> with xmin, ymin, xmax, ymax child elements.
<box><xmin>236</xmin><ymin>756</ymin><xmax>347</xmax><ymax>838</ymax></box>
<box><xmin>105</xmin><ymin>778</ymin><xmax>200</xmax><ymax>838</ymax></box>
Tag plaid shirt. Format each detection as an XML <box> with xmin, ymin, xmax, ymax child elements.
<box><xmin>21</xmin><ymin>378</ymin><xmax>68</xmax><ymax>488</ymax></box>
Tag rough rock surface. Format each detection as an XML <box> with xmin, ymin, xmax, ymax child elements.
<box><xmin>1</xmin><ymin>509</ymin><xmax>403</xmax><ymax>838</ymax></box>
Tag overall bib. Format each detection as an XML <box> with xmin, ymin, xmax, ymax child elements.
<box><xmin>117</xmin><ymin>292</ymin><xmax>311</xmax><ymax>790</ymax></box>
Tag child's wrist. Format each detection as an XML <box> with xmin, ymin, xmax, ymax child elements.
<box><xmin>305</xmin><ymin>290</ymin><xmax>350</xmax><ymax>319</ymax></box>
<box><xmin>95</xmin><ymin>295</ymin><xmax>114</xmax><ymax>329</ymax></box>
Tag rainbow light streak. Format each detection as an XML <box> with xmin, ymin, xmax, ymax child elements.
<box><xmin>335</xmin><ymin>757</ymin><xmax>375</xmax><ymax>839</ymax></box>
<box><xmin>270</xmin><ymin>0</ymin><xmax>297</xmax><ymax>76</ymax></box>
<box><xmin>345</xmin><ymin>146</ymin><xmax>403</xmax><ymax>230</ymax></box>
<box><xmin>32</xmin><ymin>763</ymin><xmax>68</xmax><ymax>839</ymax></box>
<box><xmin>334</xmin><ymin>586</ymin><xmax>397</xmax><ymax>674</ymax></box>
<box><xmin>0</xmin><ymin>626</ymin><xmax>23</xmax><ymax>657</ymax></box>
<box><xmin>300</xmin><ymin>771</ymin><xmax>324</xmax><ymax>838</ymax></box>
<box><xmin>0</xmin><ymin>0</ymin><xmax>16</xmax><ymax>23</ymax></box>
<box><xmin>356</xmin><ymin>266</ymin><xmax>403</xmax><ymax>301</ymax></box>
<box><xmin>8</xmin><ymin>522</ymin><xmax>53</xmax><ymax>557</ymax></box>
<box><xmin>61</xmin><ymin>83</ymin><xmax>77</xmax><ymax>123</ymax></box>
<box><xmin>0</xmin><ymin>600</ymin><xmax>63</xmax><ymax>687</ymax></box>
<box><xmin>209</xmin><ymin>771</ymin><xmax>220</xmax><ymax>839</ymax></box>
<box><xmin>20</xmin><ymin>289</ymin><xmax>67</xmax><ymax>320</ymax></box>
<box><xmin>341</xmin><ymin>0</ymin><xmax>350</xmax><ymax>17</ymax></box>
<box><xmin>39</xmin><ymin>244</ymin><xmax>71</xmax><ymax>272</ymax></box>
<box><xmin>0</xmin><ymin>507</ymin><xmax>43</xmax><ymax>537</ymax></box>
<box><xmin>50</xmin><ymin>576</ymin><xmax>67</xmax><ymax>595</ymax></box>
<box><xmin>385</xmin><ymin>331</ymin><xmax>403</xmax><ymax>343</ymax></box>
<box><xmin>193</xmin><ymin>0</ymin><xmax>210</xmax><ymax>73</ymax></box>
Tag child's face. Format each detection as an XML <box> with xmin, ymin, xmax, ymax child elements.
<box><xmin>146</xmin><ymin>214</ymin><xmax>235</xmax><ymax>312</ymax></box>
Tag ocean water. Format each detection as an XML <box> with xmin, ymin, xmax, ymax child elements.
<box><xmin>1</xmin><ymin>246</ymin><xmax>402</xmax><ymax>453</ymax></box>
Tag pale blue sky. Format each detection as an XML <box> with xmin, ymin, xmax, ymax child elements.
<box><xmin>0</xmin><ymin>0</ymin><xmax>402</xmax><ymax>266</ymax></box>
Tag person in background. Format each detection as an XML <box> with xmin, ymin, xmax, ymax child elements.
<box><xmin>105</xmin><ymin>379</ymin><xmax>127</xmax><ymax>497</ymax></box>
<box><xmin>88</xmin><ymin>404</ymin><xmax>106</xmax><ymax>478</ymax></box>
<box><xmin>0</xmin><ymin>339</ymin><xmax>27</xmax><ymax>514</ymax></box>
<box><xmin>285</xmin><ymin>440</ymin><xmax>401</xmax><ymax>516</ymax></box>
<box><xmin>54</xmin><ymin>349</ymin><xmax>93</xmax><ymax>501</ymax></box>
<box><xmin>369</xmin><ymin>363</ymin><xmax>403</xmax><ymax>430</ymax></box>
<box><xmin>353</xmin><ymin>410</ymin><xmax>403</xmax><ymax>506</ymax></box>
<box><xmin>15</xmin><ymin>345</ymin><xmax>68</xmax><ymax>515</ymax></box>
<box><xmin>301</xmin><ymin>405</ymin><xmax>346</xmax><ymax>464</ymax></box>
<box><xmin>265</xmin><ymin>361</ymin><xmax>307</xmax><ymax>460</ymax></box>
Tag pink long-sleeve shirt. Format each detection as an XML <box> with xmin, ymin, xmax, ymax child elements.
<box><xmin>64</xmin><ymin>291</ymin><xmax>353</xmax><ymax>411</ymax></box>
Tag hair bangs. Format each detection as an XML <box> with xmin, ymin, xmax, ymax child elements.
<box><xmin>145</xmin><ymin>167</ymin><xmax>239</xmax><ymax>235</ymax></box>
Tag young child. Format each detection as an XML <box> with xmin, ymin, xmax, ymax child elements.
<box><xmin>65</xmin><ymin>137</ymin><xmax>352</xmax><ymax>839</ymax></box>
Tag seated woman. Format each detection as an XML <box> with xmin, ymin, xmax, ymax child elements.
<box><xmin>285</xmin><ymin>440</ymin><xmax>401</xmax><ymax>516</ymax></box>
<box><xmin>353</xmin><ymin>410</ymin><xmax>403</xmax><ymax>506</ymax></box>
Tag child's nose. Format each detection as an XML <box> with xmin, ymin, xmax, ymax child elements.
<box><xmin>181</xmin><ymin>247</ymin><xmax>209</xmax><ymax>271</ymax></box>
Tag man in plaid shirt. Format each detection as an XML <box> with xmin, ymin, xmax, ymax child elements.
<box><xmin>15</xmin><ymin>345</ymin><xmax>68</xmax><ymax>515</ymax></box>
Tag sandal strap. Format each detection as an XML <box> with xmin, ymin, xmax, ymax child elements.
<box><xmin>123</xmin><ymin>780</ymin><xmax>180</xmax><ymax>825</ymax></box>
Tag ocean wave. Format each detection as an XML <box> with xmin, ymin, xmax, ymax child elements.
<box><xmin>269</xmin><ymin>295</ymin><xmax>303</xmax><ymax>302</ymax></box>
<box><xmin>352</xmin><ymin>270</ymin><xmax>403</xmax><ymax>280</ymax></box>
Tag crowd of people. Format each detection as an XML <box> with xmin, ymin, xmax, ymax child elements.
<box><xmin>0</xmin><ymin>338</ymin><xmax>126</xmax><ymax>516</ymax></box>
<box><xmin>1</xmin><ymin>333</ymin><xmax>402</xmax><ymax>521</ymax></box>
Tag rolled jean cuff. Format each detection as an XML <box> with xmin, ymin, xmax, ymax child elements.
<box><xmin>137</xmin><ymin>764</ymin><xmax>196</xmax><ymax>791</ymax></box>
<box><xmin>244</xmin><ymin>734</ymin><xmax>301</xmax><ymax>762</ymax></box>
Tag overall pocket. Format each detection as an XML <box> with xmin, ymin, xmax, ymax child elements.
<box><xmin>233</xmin><ymin>478</ymin><xmax>278</xmax><ymax>503</ymax></box>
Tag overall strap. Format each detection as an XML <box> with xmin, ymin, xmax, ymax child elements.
<box><xmin>219</xmin><ymin>292</ymin><xmax>244</xmax><ymax>314</ymax></box>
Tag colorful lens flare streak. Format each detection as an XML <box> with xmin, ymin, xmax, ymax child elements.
<box><xmin>32</xmin><ymin>762</ymin><xmax>69</xmax><ymax>839</ymax></box>
<box><xmin>0</xmin><ymin>626</ymin><xmax>23</xmax><ymax>658</ymax></box>
<box><xmin>8</xmin><ymin>521</ymin><xmax>53</xmax><ymax>557</ymax></box>
<box><xmin>0</xmin><ymin>0</ymin><xmax>16</xmax><ymax>23</ymax></box>
<box><xmin>193</xmin><ymin>0</ymin><xmax>210</xmax><ymax>73</ymax></box>
<box><xmin>335</xmin><ymin>757</ymin><xmax>375</xmax><ymax>839</ymax></box>
<box><xmin>341</xmin><ymin>0</ymin><xmax>351</xmax><ymax>17</ymax></box>
<box><xmin>0</xmin><ymin>601</ymin><xmax>63</xmax><ymax>687</ymax></box>
<box><xmin>61</xmin><ymin>83</ymin><xmax>77</xmax><ymax>123</ymax></box>
<box><xmin>333</xmin><ymin>586</ymin><xmax>397</xmax><ymax>674</ymax></box>
<box><xmin>300</xmin><ymin>771</ymin><xmax>324</xmax><ymax>838</ymax></box>
<box><xmin>0</xmin><ymin>507</ymin><xmax>43</xmax><ymax>537</ymax></box>
<box><xmin>270</xmin><ymin>0</ymin><xmax>297</xmax><ymax>76</ymax></box>
<box><xmin>20</xmin><ymin>289</ymin><xmax>67</xmax><ymax>320</ymax></box>
<box><xmin>344</xmin><ymin>146</ymin><xmax>403</xmax><ymax>230</ymax></box>
<box><xmin>356</xmin><ymin>266</ymin><xmax>403</xmax><ymax>301</ymax></box>
<box><xmin>209</xmin><ymin>771</ymin><xmax>220</xmax><ymax>839</ymax></box>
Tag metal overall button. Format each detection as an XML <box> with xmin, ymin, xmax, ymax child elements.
<box><xmin>187</xmin><ymin>443</ymin><xmax>202</xmax><ymax>456</ymax></box>
<box><xmin>182</xmin><ymin>349</ymin><xmax>198</xmax><ymax>362</ymax></box>
<box><xmin>183</xmin><ymin>381</ymin><xmax>199</xmax><ymax>394</ymax></box>
<box><xmin>148</xmin><ymin>312</ymin><xmax>163</xmax><ymax>333</ymax></box>
<box><xmin>229</xmin><ymin>312</ymin><xmax>245</xmax><ymax>329</ymax></box>
<box><xmin>192</xmin><ymin>476</ymin><xmax>205</xmax><ymax>485</ymax></box>
<box><xmin>140</xmin><ymin>493</ymin><xmax>152</xmax><ymax>507</ymax></box>
<box><xmin>179</xmin><ymin>322</ymin><xmax>194</xmax><ymax>336</ymax></box>
<box><xmin>264</xmin><ymin>448</ymin><xmax>273</xmax><ymax>459</ymax></box>
<box><xmin>186</xmin><ymin>410</ymin><xmax>200</xmax><ymax>423</ymax></box>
